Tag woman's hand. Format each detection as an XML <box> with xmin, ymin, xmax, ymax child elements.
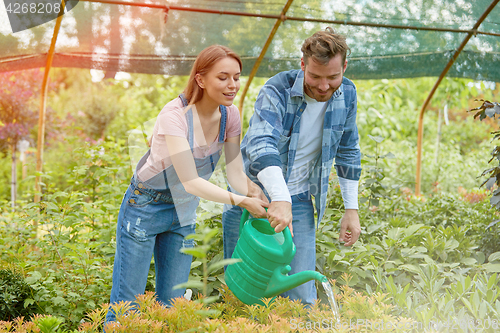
<box><xmin>239</xmin><ymin>197</ymin><xmax>269</xmax><ymax>218</ymax></box>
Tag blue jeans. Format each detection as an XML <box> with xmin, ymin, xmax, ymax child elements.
<box><xmin>105</xmin><ymin>181</ymin><xmax>195</xmax><ymax>323</ymax></box>
<box><xmin>222</xmin><ymin>191</ymin><xmax>317</xmax><ymax>305</ymax></box>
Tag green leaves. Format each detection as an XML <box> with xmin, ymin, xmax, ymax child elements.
<box><xmin>484</xmin><ymin>264</ymin><xmax>500</xmax><ymax>273</ymax></box>
<box><xmin>207</xmin><ymin>258</ymin><xmax>241</xmax><ymax>275</ymax></box>
<box><xmin>25</xmin><ymin>270</ymin><xmax>43</xmax><ymax>284</ymax></box>
<box><xmin>488</xmin><ymin>252</ymin><xmax>500</xmax><ymax>262</ymax></box>
<box><xmin>35</xmin><ymin>316</ymin><xmax>65</xmax><ymax>333</ymax></box>
<box><xmin>319</xmin><ymin>181</ymin><xmax>500</xmax><ymax>323</ymax></box>
<box><xmin>182</xmin><ymin>247</ymin><xmax>210</xmax><ymax>259</ymax></box>
<box><xmin>177</xmin><ymin>223</ymin><xmax>238</xmax><ymax>304</ymax></box>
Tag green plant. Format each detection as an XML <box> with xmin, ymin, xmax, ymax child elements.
<box><xmin>34</xmin><ymin>316</ymin><xmax>68</xmax><ymax>333</ymax></box>
<box><xmin>0</xmin><ymin>269</ymin><xmax>38</xmax><ymax>321</ymax></box>
<box><xmin>317</xmin><ymin>181</ymin><xmax>500</xmax><ymax>329</ymax></box>
<box><xmin>467</xmin><ymin>99</ymin><xmax>500</xmax><ymax>209</ymax></box>
<box><xmin>359</xmin><ymin>135</ymin><xmax>399</xmax><ymax>207</ymax></box>
<box><xmin>175</xmin><ymin>222</ymin><xmax>240</xmax><ymax>305</ymax></box>
<box><xmin>0</xmin><ymin>139</ymin><xmax>131</xmax><ymax>329</ymax></box>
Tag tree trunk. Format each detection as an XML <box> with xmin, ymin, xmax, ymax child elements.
<box><xmin>11</xmin><ymin>143</ymin><xmax>17</xmax><ymax>208</ymax></box>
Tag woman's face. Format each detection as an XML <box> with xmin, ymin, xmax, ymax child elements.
<box><xmin>197</xmin><ymin>57</ymin><xmax>241</xmax><ymax>107</ymax></box>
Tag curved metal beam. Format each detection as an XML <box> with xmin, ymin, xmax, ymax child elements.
<box><xmin>237</xmin><ymin>0</ymin><xmax>295</xmax><ymax>133</ymax></box>
<box><xmin>415</xmin><ymin>0</ymin><xmax>500</xmax><ymax>196</ymax></box>
<box><xmin>35</xmin><ymin>0</ymin><xmax>66</xmax><ymax>204</ymax></box>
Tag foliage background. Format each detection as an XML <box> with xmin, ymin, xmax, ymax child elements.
<box><xmin>0</xmin><ymin>68</ymin><xmax>499</xmax><ymax>331</ymax></box>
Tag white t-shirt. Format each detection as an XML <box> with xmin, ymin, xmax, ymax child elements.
<box><xmin>287</xmin><ymin>94</ymin><xmax>327</xmax><ymax>195</ymax></box>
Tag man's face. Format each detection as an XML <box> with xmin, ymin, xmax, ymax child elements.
<box><xmin>301</xmin><ymin>54</ymin><xmax>347</xmax><ymax>102</ymax></box>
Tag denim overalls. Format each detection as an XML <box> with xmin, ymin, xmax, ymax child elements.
<box><xmin>106</xmin><ymin>94</ymin><xmax>227</xmax><ymax>323</ymax></box>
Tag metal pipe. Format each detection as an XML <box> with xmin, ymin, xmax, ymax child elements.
<box><xmin>285</xmin><ymin>16</ymin><xmax>500</xmax><ymax>37</ymax></box>
<box><xmin>79</xmin><ymin>0</ymin><xmax>500</xmax><ymax>37</ymax></box>
<box><xmin>237</xmin><ymin>0</ymin><xmax>294</xmax><ymax>132</ymax></box>
<box><xmin>35</xmin><ymin>0</ymin><xmax>66</xmax><ymax>204</ymax></box>
<box><xmin>81</xmin><ymin>0</ymin><xmax>281</xmax><ymax>18</ymax></box>
<box><xmin>415</xmin><ymin>0</ymin><xmax>499</xmax><ymax>196</ymax></box>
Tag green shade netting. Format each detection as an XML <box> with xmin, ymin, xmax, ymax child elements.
<box><xmin>0</xmin><ymin>0</ymin><xmax>499</xmax><ymax>81</ymax></box>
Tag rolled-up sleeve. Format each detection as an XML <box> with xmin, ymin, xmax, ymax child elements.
<box><xmin>334</xmin><ymin>87</ymin><xmax>362</xmax><ymax>181</ymax></box>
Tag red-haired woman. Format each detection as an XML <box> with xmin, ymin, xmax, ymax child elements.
<box><xmin>105</xmin><ymin>45</ymin><xmax>268</xmax><ymax>324</ymax></box>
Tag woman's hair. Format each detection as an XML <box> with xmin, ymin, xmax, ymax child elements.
<box><xmin>301</xmin><ymin>27</ymin><xmax>351</xmax><ymax>66</ymax></box>
<box><xmin>183</xmin><ymin>45</ymin><xmax>242</xmax><ymax>105</ymax></box>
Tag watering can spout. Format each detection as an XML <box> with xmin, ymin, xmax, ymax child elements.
<box><xmin>264</xmin><ymin>265</ymin><xmax>327</xmax><ymax>298</ymax></box>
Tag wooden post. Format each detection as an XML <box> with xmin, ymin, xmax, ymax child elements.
<box><xmin>434</xmin><ymin>106</ymin><xmax>443</xmax><ymax>164</ymax></box>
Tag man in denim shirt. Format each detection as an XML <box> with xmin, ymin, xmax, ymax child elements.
<box><xmin>222</xmin><ymin>27</ymin><xmax>362</xmax><ymax>305</ymax></box>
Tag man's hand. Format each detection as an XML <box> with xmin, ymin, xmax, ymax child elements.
<box><xmin>339</xmin><ymin>209</ymin><xmax>361</xmax><ymax>246</ymax></box>
<box><xmin>267</xmin><ymin>201</ymin><xmax>293</xmax><ymax>236</ymax></box>
<box><xmin>248</xmin><ymin>182</ymin><xmax>269</xmax><ymax>204</ymax></box>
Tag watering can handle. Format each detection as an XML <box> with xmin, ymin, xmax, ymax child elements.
<box><xmin>239</xmin><ymin>209</ymin><xmax>293</xmax><ymax>250</ymax></box>
<box><xmin>239</xmin><ymin>208</ymin><xmax>250</xmax><ymax>237</ymax></box>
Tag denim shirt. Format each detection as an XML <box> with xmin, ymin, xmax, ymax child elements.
<box><xmin>241</xmin><ymin>69</ymin><xmax>362</xmax><ymax>225</ymax></box>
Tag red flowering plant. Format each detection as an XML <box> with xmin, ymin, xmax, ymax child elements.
<box><xmin>0</xmin><ymin>69</ymin><xmax>44</xmax><ymax>204</ymax></box>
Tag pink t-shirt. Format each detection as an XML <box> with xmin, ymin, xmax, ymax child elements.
<box><xmin>137</xmin><ymin>97</ymin><xmax>241</xmax><ymax>181</ymax></box>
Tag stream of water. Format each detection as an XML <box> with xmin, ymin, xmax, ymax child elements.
<box><xmin>322</xmin><ymin>281</ymin><xmax>341</xmax><ymax>324</ymax></box>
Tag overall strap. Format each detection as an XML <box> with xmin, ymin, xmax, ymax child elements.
<box><xmin>179</xmin><ymin>93</ymin><xmax>228</xmax><ymax>146</ymax></box>
<box><xmin>179</xmin><ymin>94</ymin><xmax>195</xmax><ymax>150</ymax></box>
<box><xmin>179</xmin><ymin>93</ymin><xmax>189</xmax><ymax>107</ymax></box>
<box><xmin>218</xmin><ymin>105</ymin><xmax>227</xmax><ymax>143</ymax></box>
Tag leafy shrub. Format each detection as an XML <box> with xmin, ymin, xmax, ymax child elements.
<box><xmin>84</xmin><ymin>286</ymin><xmax>408</xmax><ymax>333</ymax></box>
<box><xmin>317</xmin><ymin>182</ymin><xmax>500</xmax><ymax>330</ymax></box>
<box><xmin>0</xmin><ymin>139</ymin><xmax>131</xmax><ymax>329</ymax></box>
<box><xmin>0</xmin><ymin>269</ymin><xmax>38</xmax><ymax>321</ymax></box>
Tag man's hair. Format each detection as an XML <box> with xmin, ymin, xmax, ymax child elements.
<box><xmin>184</xmin><ymin>45</ymin><xmax>242</xmax><ymax>105</ymax></box>
<box><xmin>301</xmin><ymin>27</ymin><xmax>351</xmax><ymax>66</ymax></box>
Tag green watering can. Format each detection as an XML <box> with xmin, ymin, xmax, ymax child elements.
<box><xmin>225</xmin><ymin>209</ymin><xmax>327</xmax><ymax>305</ymax></box>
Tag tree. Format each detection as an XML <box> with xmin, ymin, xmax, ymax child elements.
<box><xmin>0</xmin><ymin>69</ymin><xmax>42</xmax><ymax>206</ymax></box>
